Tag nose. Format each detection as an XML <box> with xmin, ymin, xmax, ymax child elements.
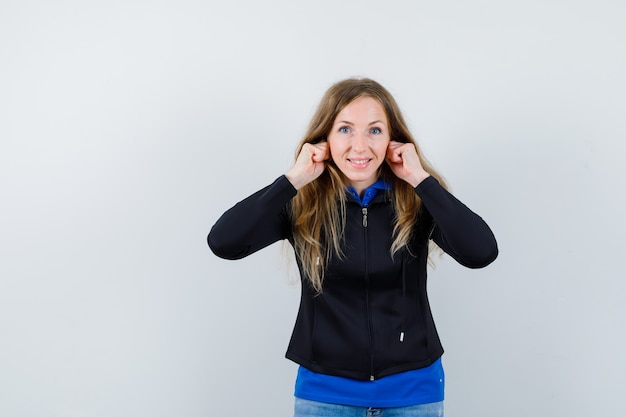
<box><xmin>352</xmin><ymin>130</ymin><xmax>368</xmax><ymax>152</ymax></box>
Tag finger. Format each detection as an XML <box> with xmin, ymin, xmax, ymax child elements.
<box><xmin>312</xmin><ymin>142</ymin><xmax>329</xmax><ymax>161</ymax></box>
<box><xmin>302</xmin><ymin>143</ymin><xmax>319</xmax><ymax>160</ymax></box>
<box><xmin>386</xmin><ymin>146</ymin><xmax>403</xmax><ymax>163</ymax></box>
<box><xmin>310</xmin><ymin>147</ymin><xmax>327</xmax><ymax>162</ymax></box>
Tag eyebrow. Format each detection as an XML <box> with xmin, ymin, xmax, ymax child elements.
<box><xmin>334</xmin><ymin>120</ymin><xmax>387</xmax><ymax>126</ymax></box>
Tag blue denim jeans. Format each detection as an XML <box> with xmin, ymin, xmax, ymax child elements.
<box><xmin>294</xmin><ymin>398</ymin><xmax>444</xmax><ymax>417</ymax></box>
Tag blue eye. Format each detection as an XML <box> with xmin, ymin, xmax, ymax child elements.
<box><xmin>339</xmin><ymin>126</ymin><xmax>351</xmax><ymax>134</ymax></box>
<box><xmin>370</xmin><ymin>127</ymin><xmax>382</xmax><ymax>135</ymax></box>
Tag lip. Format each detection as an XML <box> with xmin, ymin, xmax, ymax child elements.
<box><xmin>347</xmin><ymin>158</ymin><xmax>372</xmax><ymax>169</ymax></box>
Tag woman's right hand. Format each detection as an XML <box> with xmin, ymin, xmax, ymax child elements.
<box><xmin>285</xmin><ymin>142</ymin><xmax>329</xmax><ymax>190</ymax></box>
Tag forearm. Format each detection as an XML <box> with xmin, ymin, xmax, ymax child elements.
<box><xmin>208</xmin><ymin>175</ymin><xmax>297</xmax><ymax>260</ymax></box>
<box><xmin>415</xmin><ymin>176</ymin><xmax>498</xmax><ymax>268</ymax></box>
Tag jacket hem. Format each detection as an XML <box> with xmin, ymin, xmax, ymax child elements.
<box><xmin>286</xmin><ymin>348</ymin><xmax>444</xmax><ymax>381</ymax></box>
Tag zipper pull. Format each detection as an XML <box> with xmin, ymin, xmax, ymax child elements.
<box><xmin>362</xmin><ymin>207</ymin><xmax>368</xmax><ymax>227</ymax></box>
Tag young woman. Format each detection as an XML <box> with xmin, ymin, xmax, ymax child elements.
<box><xmin>208</xmin><ymin>78</ymin><xmax>498</xmax><ymax>416</ymax></box>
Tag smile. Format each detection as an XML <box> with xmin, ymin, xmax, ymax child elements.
<box><xmin>348</xmin><ymin>158</ymin><xmax>371</xmax><ymax>166</ymax></box>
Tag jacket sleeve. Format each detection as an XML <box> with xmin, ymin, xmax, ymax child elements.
<box><xmin>208</xmin><ymin>175</ymin><xmax>297</xmax><ymax>260</ymax></box>
<box><xmin>415</xmin><ymin>176</ymin><xmax>498</xmax><ymax>268</ymax></box>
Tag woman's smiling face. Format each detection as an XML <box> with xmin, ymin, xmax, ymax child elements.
<box><xmin>327</xmin><ymin>96</ymin><xmax>390</xmax><ymax>195</ymax></box>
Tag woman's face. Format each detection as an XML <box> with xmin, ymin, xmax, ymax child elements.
<box><xmin>327</xmin><ymin>96</ymin><xmax>390</xmax><ymax>195</ymax></box>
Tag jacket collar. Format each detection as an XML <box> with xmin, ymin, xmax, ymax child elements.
<box><xmin>346</xmin><ymin>179</ymin><xmax>392</xmax><ymax>206</ymax></box>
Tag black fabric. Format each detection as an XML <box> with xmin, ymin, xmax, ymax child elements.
<box><xmin>208</xmin><ymin>175</ymin><xmax>498</xmax><ymax>381</ymax></box>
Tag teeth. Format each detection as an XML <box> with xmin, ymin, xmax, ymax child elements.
<box><xmin>351</xmin><ymin>159</ymin><xmax>368</xmax><ymax>165</ymax></box>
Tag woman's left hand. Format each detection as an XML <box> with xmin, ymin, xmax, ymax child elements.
<box><xmin>386</xmin><ymin>141</ymin><xmax>431</xmax><ymax>187</ymax></box>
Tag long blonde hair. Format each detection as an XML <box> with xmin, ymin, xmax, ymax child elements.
<box><xmin>291</xmin><ymin>78</ymin><xmax>447</xmax><ymax>293</ymax></box>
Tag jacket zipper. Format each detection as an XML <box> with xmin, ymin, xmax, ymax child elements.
<box><xmin>362</xmin><ymin>206</ymin><xmax>375</xmax><ymax>381</ymax></box>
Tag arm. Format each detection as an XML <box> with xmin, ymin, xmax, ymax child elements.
<box><xmin>415</xmin><ymin>176</ymin><xmax>498</xmax><ymax>268</ymax></box>
<box><xmin>208</xmin><ymin>175</ymin><xmax>297</xmax><ymax>260</ymax></box>
<box><xmin>209</xmin><ymin>142</ymin><xmax>328</xmax><ymax>260</ymax></box>
<box><xmin>386</xmin><ymin>140</ymin><xmax>497</xmax><ymax>268</ymax></box>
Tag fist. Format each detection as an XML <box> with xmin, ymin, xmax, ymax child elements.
<box><xmin>386</xmin><ymin>141</ymin><xmax>430</xmax><ymax>187</ymax></box>
<box><xmin>286</xmin><ymin>142</ymin><xmax>329</xmax><ymax>189</ymax></box>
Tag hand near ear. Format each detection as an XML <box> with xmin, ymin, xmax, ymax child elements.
<box><xmin>386</xmin><ymin>141</ymin><xmax>431</xmax><ymax>187</ymax></box>
<box><xmin>286</xmin><ymin>142</ymin><xmax>329</xmax><ymax>190</ymax></box>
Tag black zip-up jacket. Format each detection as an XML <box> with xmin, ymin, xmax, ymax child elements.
<box><xmin>208</xmin><ymin>175</ymin><xmax>498</xmax><ymax>381</ymax></box>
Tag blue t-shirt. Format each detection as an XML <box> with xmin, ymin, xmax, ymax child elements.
<box><xmin>294</xmin><ymin>359</ymin><xmax>444</xmax><ymax>407</ymax></box>
<box><xmin>346</xmin><ymin>178</ymin><xmax>390</xmax><ymax>206</ymax></box>
<box><xmin>294</xmin><ymin>180</ymin><xmax>445</xmax><ymax>407</ymax></box>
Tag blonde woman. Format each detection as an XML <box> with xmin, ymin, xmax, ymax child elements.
<box><xmin>208</xmin><ymin>78</ymin><xmax>498</xmax><ymax>417</ymax></box>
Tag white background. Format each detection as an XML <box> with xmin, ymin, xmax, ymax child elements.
<box><xmin>1</xmin><ymin>0</ymin><xmax>625</xmax><ymax>416</ymax></box>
